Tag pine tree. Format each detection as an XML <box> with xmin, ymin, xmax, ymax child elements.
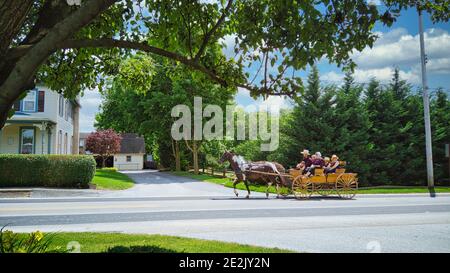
<box><xmin>332</xmin><ymin>72</ymin><xmax>371</xmax><ymax>184</ymax></box>
<box><xmin>365</xmin><ymin>78</ymin><xmax>401</xmax><ymax>185</ymax></box>
<box><xmin>431</xmin><ymin>89</ymin><xmax>450</xmax><ymax>182</ymax></box>
<box><xmin>284</xmin><ymin>66</ymin><xmax>335</xmax><ymax>165</ymax></box>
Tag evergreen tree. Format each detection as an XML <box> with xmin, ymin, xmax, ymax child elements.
<box><xmin>431</xmin><ymin>89</ymin><xmax>450</xmax><ymax>182</ymax></box>
<box><xmin>332</xmin><ymin>72</ymin><xmax>371</xmax><ymax>184</ymax></box>
<box><xmin>365</xmin><ymin>78</ymin><xmax>400</xmax><ymax>185</ymax></box>
<box><xmin>284</xmin><ymin>66</ymin><xmax>335</xmax><ymax>165</ymax></box>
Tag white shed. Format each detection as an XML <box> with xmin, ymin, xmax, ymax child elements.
<box><xmin>113</xmin><ymin>133</ymin><xmax>145</xmax><ymax>171</ymax></box>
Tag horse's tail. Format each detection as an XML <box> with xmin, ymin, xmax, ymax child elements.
<box><xmin>267</xmin><ymin>162</ymin><xmax>287</xmax><ymax>186</ymax></box>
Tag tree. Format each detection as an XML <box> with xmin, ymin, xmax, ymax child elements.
<box><xmin>3</xmin><ymin>0</ymin><xmax>446</xmax><ymax>129</ymax></box>
<box><xmin>85</xmin><ymin>129</ymin><xmax>122</xmax><ymax>168</ymax></box>
<box><xmin>431</xmin><ymin>89</ymin><xmax>450</xmax><ymax>181</ymax></box>
<box><xmin>284</xmin><ymin>66</ymin><xmax>335</xmax><ymax>163</ymax></box>
<box><xmin>96</xmin><ymin>54</ymin><xmax>234</xmax><ymax>173</ymax></box>
<box><xmin>332</xmin><ymin>72</ymin><xmax>371</xmax><ymax>184</ymax></box>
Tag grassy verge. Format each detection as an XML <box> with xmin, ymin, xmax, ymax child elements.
<box><xmin>91</xmin><ymin>168</ymin><xmax>134</xmax><ymax>190</ymax></box>
<box><xmin>44</xmin><ymin>232</ymin><xmax>291</xmax><ymax>253</ymax></box>
<box><xmin>171</xmin><ymin>171</ymin><xmax>450</xmax><ymax>194</ymax></box>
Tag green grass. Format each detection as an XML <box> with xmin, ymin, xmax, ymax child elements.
<box><xmin>357</xmin><ymin>186</ymin><xmax>450</xmax><ymax>194</ymax></box>
<box><xmin>91</xmin><ymin>168</ymin><xmax>135</xmax><ymax>190</ymax></box>
<box><xmin>171</xmin><ymin>171</ymin><xmax>450</xmax><ymax>195</ymax></box>
<box><xmin>43</xmin><ymin>232</ymin><xmax>291</xmax><ymax>253</ymax></box>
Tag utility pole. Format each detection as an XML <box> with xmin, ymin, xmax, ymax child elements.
<box><xmin>417</xmin><ymin>5</ymin><xmax>434</xmax><ymax>190</ymax></box>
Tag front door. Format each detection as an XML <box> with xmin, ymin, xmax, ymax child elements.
<box><xmin>20</xmin><ymin>128</ymin><xmax>35</xmax><ymax>154</ymax></box>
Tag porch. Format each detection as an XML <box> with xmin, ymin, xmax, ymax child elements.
<box><xmin>0</xmin><ymin>120</ymin><xmax>56</xmax><ymax>155</ymax></box>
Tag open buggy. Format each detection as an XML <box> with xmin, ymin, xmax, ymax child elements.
<box><xmin>219</xmin><ymin>151</ymin><xmax>358</xmax><ymax>199</ymax></box>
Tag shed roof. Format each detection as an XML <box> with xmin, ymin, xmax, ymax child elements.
<box><xmin>119</xmin><ymin>133</ymin><xmax>145</xmax><ymax>154</ymax></box>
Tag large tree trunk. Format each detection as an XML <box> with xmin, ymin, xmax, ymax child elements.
<box><xmin>0</xmin><ymin>0</ymin><xmax>34</xmax><ymax>59</ymax></box>
<box><xmin>0</xmin><ymin>0</ymin><xmax>118</xmax><ymax>130</ymax></box>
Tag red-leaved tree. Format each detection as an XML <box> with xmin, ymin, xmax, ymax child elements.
<box><xmin>85</xmin><ymin>129</ymin><xmax>122</xmax><ymax>168</ymax></box>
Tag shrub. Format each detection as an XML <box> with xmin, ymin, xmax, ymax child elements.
<box><xmin>0</xmin><ymin>154</ymin><xmax>96</xmax><ymax>188</ymax></box>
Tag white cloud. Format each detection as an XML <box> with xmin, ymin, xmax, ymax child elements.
<box><xmin>219</xmin><ymin>34</ymin><xmax>237</xmax><ymax>59</ymax></box>
<box><xmin>322</xmin><ymin>67</ymin><xmax>420</xmax><ymax>85</ymax></box>
<box><xmin>79</xmin><ymin>88</ymin><xmax>103</xmax><ymax>133</ymax></box>
<box><xmin>352</xmin><ymin>28</ymin><xmax>450</xmax><ymax>71</ymax></box>
<box><xmin>321</xmin><ymin>71</ymin><xmax>345</xmax><ymax>83</ymax></box>
<box><xmin>322</xmin><ymin>27</ymin><xmax>450</xmax><ymax>85</ymax></box>
<box><xmin>235</xmin><ymin>87</ymin><xmax>292</xmax><ymax>114</ymax></box>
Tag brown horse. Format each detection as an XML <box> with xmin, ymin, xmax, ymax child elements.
<box><xmin>219</xmin><ymin>151</ymin><xmax>289</xmax><ymax>198</ymax></box>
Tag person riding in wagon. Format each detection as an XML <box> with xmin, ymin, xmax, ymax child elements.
<box><xmin>296</xmin><ymin>149</ymin><xmax>312</xmax><ymax>174</ymax></box>
<box><xmin>305</xmin><ymin>151</ymin><xmax>325</xmax><ymax>176</ymax></box>
<box><xmin>324</xmin><ymin>154</ymin><xmax>340</xmax><ymax>174</ymax></box>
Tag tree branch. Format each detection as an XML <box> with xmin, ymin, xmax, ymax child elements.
<box><xmin>193</xmin><ymin>0</ymin><xmax>233</xmax><ymax>63</ymax></box>
<box><xmin>0</xmin><ymin>0</ymin><xmax>119</xmax><ymax>102</ymax></box>
<box><xmin>57</xmin><ymin>38</ymin><xmax>228</xmax><ymax>86</ymax></box>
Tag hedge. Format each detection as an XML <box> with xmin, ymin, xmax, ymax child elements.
<box><xmin>0</xmin><ymin>154</ymin><xmax>96</xmax><ymax>188</ymax></box>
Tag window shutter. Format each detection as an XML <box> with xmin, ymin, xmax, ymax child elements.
<box><xmin>13</xmin><ymin>100</ymin><xmax>21</xmax><ymax>111</ymax></box>
<box><xmin>38</xmin><ymin>91</ymin><xmax>45</xmax><ymax>112</ymax></box>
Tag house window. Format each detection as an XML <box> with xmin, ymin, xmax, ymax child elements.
<box><xmin>65</xmin><ymin>101</ymin><xmax>69</xmax><ymax>120</ymax></box>
<box><xmin>126</xmin><ymin>156</ymin><xmax>132</xmax><ymax>162</ymax></box>
<box><xmin>20</xmin><ymin>128</ymin><xmax>34</xmax><ymax>154</ymax></box>
<box><xmin>59</xmin><ymin>95</ymin><xmax>64</xmax><ymax>117</ymax></box>
<box><xmin>58</xmin><ymin>130</ymin><xmax>62</xmax><ymax>154</ymax></box>
<box><xmin>67</xmin><ymin>103</ymin><xmax>73</xmax><ymax>122</ymax></box>
<box><xmin>64</xmin><ymin>133</ymin><xmax>68</xmax><ymax>154</ymax></box>
<box><xmin>22</xmin><ymin>90</ymin><xmax>36</xmax><ymax>112</ymax></box>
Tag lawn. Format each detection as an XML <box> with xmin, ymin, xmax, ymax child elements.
<box><xmin>172</xmin><ymin>171</ymin><xmax>450</xmax><ymax>195</ymax></box>
<box><xmin>91</xmin><ymin>168</ymin><xmax>135</xmax><ymax>190</ymax></box>
<box><xmin>44</xmin><ymin>232</ymin><xmax>290</xmax><ymax>253</ymax></box>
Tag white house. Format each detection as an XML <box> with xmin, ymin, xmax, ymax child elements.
<box><xmin>113</xmin><ymin>133</ymin><xmax>145</xmax><ymax>171</ymax></box>
<box><xmin>0</xmin><ymin>86</ymin><xmax>80</xmax><ymax>155</ymax></box>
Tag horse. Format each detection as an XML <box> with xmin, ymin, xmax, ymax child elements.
<box><xmin>218</xmin><ymin>150</ymin><xmax>289</xmax><ymax>198</ymax></box>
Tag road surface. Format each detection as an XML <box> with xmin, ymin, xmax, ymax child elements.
<box><xmin>1</xmin><ymin>171</ymin><xmax>449</xmax><ymax>253</ymax></box>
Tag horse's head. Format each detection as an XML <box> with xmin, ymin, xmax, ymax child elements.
<box><xmin>219</xmin><ymin>150</ymin><xmax>233</xmax><ymax>164</ymax></box>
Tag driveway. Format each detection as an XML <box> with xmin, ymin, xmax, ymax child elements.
<box><xmin>102</xmin><ymin>170</ymin><xmax>264</xmax><ymax>198</ymax></box>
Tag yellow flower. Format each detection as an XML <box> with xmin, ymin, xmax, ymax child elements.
<box><xmin>31</xmin><ymin>231</ymin><xmax>44</xmax><ymax>242</ymax></box>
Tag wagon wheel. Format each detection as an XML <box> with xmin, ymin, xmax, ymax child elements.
<box><xmin>315</xmin><ymin>183</ymin><xmax>333</xmax><ymax>197</ymax></box>
<box><xmin>292</xmin><ymin>176</ymin><xmax>313</xmax><ymax>199</ymax></box>
<box><xmin>335</xmin><ymin>174</ymin><xmax>358</xmax><ymax>199</ymax></box>
<box><xmin>275</xmin><ymin>176</ymin><xmax>291</xmax><ymax>197</ymax></box>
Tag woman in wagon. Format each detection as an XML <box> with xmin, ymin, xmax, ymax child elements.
<box><xmin>324</xmin><ymin>154</ymin><xmax>340</xmax><ymax>174</ymax></box>
<box><xmin>305</xmin><ymin>152</ymin><xmax>325</xmax><ymax>176</ymax></box>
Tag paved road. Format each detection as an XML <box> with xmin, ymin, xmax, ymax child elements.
<box><xmin>1</xmin><ymin>171</ymin><xmax>449</xmax><ymax>253</ymax></box>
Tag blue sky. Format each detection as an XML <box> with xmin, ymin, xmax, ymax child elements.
<box><xmin>79</xmin><ymin>5</ymin><xmax>450</xmax><ymax>132</ymax></box>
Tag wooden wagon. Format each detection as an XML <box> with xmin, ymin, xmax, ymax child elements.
<box><xmin>289</xmin><ymin>162</ymin><xmax>358</xmax><ymax>199</ymax></box>
<box><xmin>245</xmin><ymin>161</ymin><xmax>358</xmax><ymax>199</ymax></box>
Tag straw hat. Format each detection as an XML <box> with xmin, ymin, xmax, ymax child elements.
<box><xmin>301</xmin><ymin>149</ymin><xmax>310</xmax><ymax>156</ymax></box>
<box><xmin>324</xmin><ymin>156</ymin><xmax>330</xmax><ymax>162</ymax></box>
<box><xmin>331</xmin><ymin>154</ymin><xmax>339</xmax><ymax>160</ymax></box>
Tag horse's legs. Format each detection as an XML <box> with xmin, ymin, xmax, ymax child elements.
<box><xmin>266</xmin><ymin>182</ymin><xmax>272</xmax><ymax>198</ymax></box>
<box><xmin>233</xmin><ymin>178</ymin><xmax>240</xmax><ymax>197</ymax></box>
<box><xmin>243</xmin><ymin>180</ymin><xmax>251</xmax><ymax>199</ymax></box>
<box><xmin>275</xmin><ymin>180</ymin><xmax>281</xmax><ymax>199</ymax></box>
